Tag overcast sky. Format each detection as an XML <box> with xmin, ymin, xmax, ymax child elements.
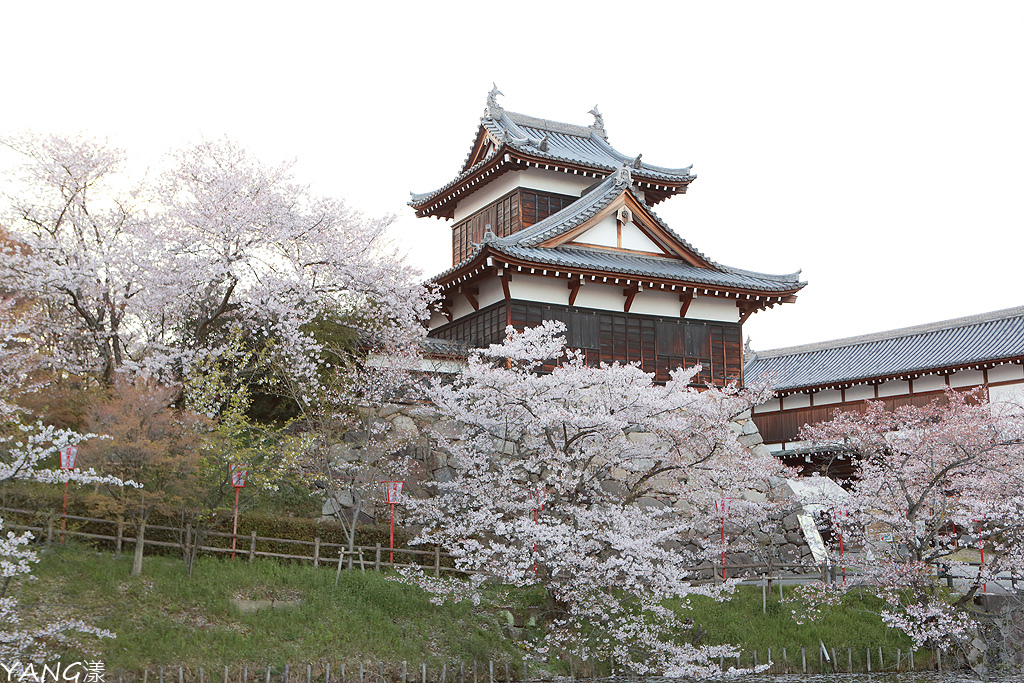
<box><xmin>2</xmin><ymin>1</ymin><xmax>1021</xmax><ymax>351</ymax></box>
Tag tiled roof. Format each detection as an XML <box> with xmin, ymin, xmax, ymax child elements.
<box><xmin>494</xmin><ymin>245</ymin><xmax>804</xmax><ymax>292</ymax></box>
<box><xmin>427</xmin><ymin>169</ymin><xmax>804</xmax><ymax>294</ymax></box>
<box><xmin>488</xmin><ymin>111</ymin><xmax>695</xmax><ymax>182</ymax></box>
<box><xmin>500</xmin><ymin>171</ymin><xmax>709</xmax><ymax>263</ymax></box>
<box><xmin>410</xmin><ymin>101</ymin><xmax>694</xmax><ymax>209</ymax></box>
<box><xmin>421</xmin><ymin>337</ymin><xmax>471</xmax><ymax>359</ymax></box>
<box><xmin>745</xmin><ymin>306</ymin><xmax>1024</xmax><ymax>391</ymax></box>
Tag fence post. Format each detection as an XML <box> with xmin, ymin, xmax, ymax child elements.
<box><xmin>402</xmin><ymin>661</ymin><xmax>407</xmax><ymax>683</ymax></box>
<box><xmin>116</xmin><ymin>516</ymin><xmax>124</xmax><ymax>554</ymax></box>
<box><xmin>336</xmin><ymin>551</ymin><xmax>344</xmax><ymax>587</ymax></box>
<box><xmin>314</xmin><ymin>537</ymin><xmax>321</xmax><ymax>567</ymax></box>
<box><xmin>375</xmin><ymin>543</ymin><xmax>381</xmax><ymax>571</ymax></box>
<box><xmin>249</xmin><ymin>531</ymin><xmax>257</xmax><ymax>563</ymax></box>
<box><xmin>435</xmin><ymin>546</ymin><xmax>441</xmax><ymax>577</ymax></box>
<box><xmin>46</xmin><ymin>514</ymin><xmax>54</xmax><ymax>544</ymax></box>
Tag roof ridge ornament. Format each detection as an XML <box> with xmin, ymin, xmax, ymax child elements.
<box><xmin>485</xmin><ymin>83</ymin><xmax>504</xmax><ymax>119</ymax></box>
<box><xmin>631</xmin><ymin>153</ymin><xmax>643</xmax><ymax>169</ymax></box>
<box><xmin>537</xmin><ymin>134</ymin><xmax>549</xmax><ymax>152</ymax></box>
<box><xmin>588</xmin><ymin>105</ymin><xmax>607</xmax><ymax>140</ymax></box>
<box><xmin>615</xmin><ymin>164</ymin><xmax>632</xmax><ymax>187</ymax></box>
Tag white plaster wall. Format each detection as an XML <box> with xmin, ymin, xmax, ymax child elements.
<box><xmin>452</xmin><ymin>173</ymin><xmax>523</xmax><ymax>222</ymax></box>
<box><xmin>630</xmin><ymin>289</ymin><xmax>683</xmax><ymax>318</ymax></box>
<box><xmin>816</xmin><ymin>389</ymin><xmax>843</xmax><ymax>405</ymax></box>
<box><xmin>989</xmin><ymin>364</ymin><xmax>1024</xmax><ymax>383</ymax></box>
<box><xmin>449</xmin><ymin>296</ymin><xmax>474</xmax><ymax>321</ymax></box>
<box><xmin>753</xmin><ymin>398</ymin><xmax>781</xmax><ymax>414</ymax></box>
<box><xmin>845</xmin><ymin>385</ymin><xmax>875</xmax><ymax>401</ymax></box>
<box><xmin>574</xmin><ymin>215</ymin><xmax>618</xmax><ymax>247</ymax></box>
<box><xmin>989</xmin><ymin>382</ymin><xmax>1024</xmax><ymax>412</ymax></box>
<box><xmin>508</xmin><ymin>275</ymin><xmax>569</xmax><ymax>306</ymax></box>
<box><xmin>913</xmin><ymin>375</ymin><xmax>947</xmax><ymax>392</ymax></box>
<box><xmin>877</xmin><ymin>380</ymin><xmax>909</xmax><ymax>398</ymax></box>
<box><xmin>452</xmin><ymin>168</ymin><xmax>591</xmax><ymax>222</ymax></box>
<box><xmin>520</xmin><ymin>167</ymin><xmax>593</xmax><ymax>197</ymax></box>
<box><xmin>573</xmin><ymin>282</ymin><xmax>626</xmax><ymax>311</ymax></box>
<box><xmin>783</xmin><ymin>393</ymin><xmax>811</xmax><ymax>410</ymax></box>
<box><xmin>476</xmin><ymin>277</ymin><xmax>505</xmax><ymax>309</ymax></box>
<box><xmin>686</xmin><ymin>296</ymin><xmax>738</xmax><ymax>323</ymax></box>
<box><xmin>949</xmin><ymin>368</ymin><xmax>985</xmax><ymax>388</ymax></box>
<box><xmin>620</xmin><ymin>222</ymin><xmax>663</xmax><ymax>253</ymax></box>
<box><xmin>428</xmin><ymin>312</ymin><xmax>449</xmax><ymax>330</ymax></box>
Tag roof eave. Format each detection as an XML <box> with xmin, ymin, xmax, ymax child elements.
<box><xmin>761</xmin><ymin>355</ymin><xmax>1024</xmax><ymax>396</ymax></box>
<box><xmin>428</xmin><ymin>246</ymin><xmax>805</xmax><ymax>303</ymax></box>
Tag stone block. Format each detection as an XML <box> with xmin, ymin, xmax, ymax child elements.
<box><xmin>626</xmin><ymin>432</ymin><xmax>658</xmax><ymax>444</ymax></box>
<box><xmin>434</xmin><ymin>420</ymin><xmax>464</xmax><ymax>440</ymax></box>
<box><xmin>737</xmin><ymin>433</ymin><xmax>763</xmax><ymax>448</ymax></box>
<box><xmin>390</xmin><ymin>415</ymin><xmax>417</xmax><ymax>433</ymax></box>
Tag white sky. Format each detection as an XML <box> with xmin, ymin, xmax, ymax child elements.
<box><xmin>2</xmin><ymin>1</ymin><xmax>1022</xmax><ymax>351</ymax></box>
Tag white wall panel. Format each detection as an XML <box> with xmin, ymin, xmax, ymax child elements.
<box><xmin>845</xmin><ymin>385</ymin><xmax>875</xmax><ymax>401</ymax></box>
<box><xmin>630</xmin><ymin>289</ymin><xmax>683</xmax><ymax>317</ymax></box>
<box><xmin>686</xmin><ymin>296</ymin><xmax>738</xmax><ymax>323</ymax></box>
<box><xmin>816</xmin><ymin>389</ymin><xmax>843</xmax><ymax>405</ymax></box>
<box><xmin>913</xmin><ymin>375</ymin><xmax>947</xmax><ymax>392</ymax></box>
<box><xmin>949</xmin><ymin>369</ymin><xmax>985</xmax><ymax>388</ymax></box>
<box><xmin>877</xmin><ymin>380</ymin><xmax>909</xmax><ymax>397</ymax></box>
<box><xmin>989</xmin><ymin>364</ymin><xmax>1024</xmax><ymax>383</ymax></box>
<box><xmin>508</xmin><ymin>275</ymin><xmax>568</xmax><ymax>305</ymax></box>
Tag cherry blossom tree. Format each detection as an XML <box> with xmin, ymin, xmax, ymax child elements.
<box><xmin>0</xmin><ymin>135</ymin><xmax>158</xmax><ymax>383</ymax></box>
<box><xmin>0</xmin><ymin>298</ymin><xmax>133</xmax><ymax>661</ymax></box>
<box><xmin>157</xmin><ymin>137</ymin><xmax>430</xmax><ymax>385</ymax></box>
<box><xmin>793</xmin><ymin>388</ymin><xmax>1024</xmax><ymax>649</ymax></box>
<box><xmin>0</xmin><ymin>134</ymin><xmax>431</xmax><ymax>388</ymax></box>
<box><xmin>400</xmin><ymin>322</ymin><xmax>785</xmax><ymax>677</ymax></box>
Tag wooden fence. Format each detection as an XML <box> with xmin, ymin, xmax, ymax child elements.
<box><xmin>56</xmin><ymin>643</ymin><xmax>945</xmax><ymax>683</ymax></box>
<box><xmin>2</xmin><ymin>505</ymin><xmax>843</xmax><ymax>583</ymax></box>
<box><xmin>0</xmin><ymin>506</ymin><xmax>457</xmax><ymax>576</ymax></box>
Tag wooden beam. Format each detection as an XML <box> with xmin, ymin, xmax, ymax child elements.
<box><xmin>464</xmin><ymin>287</ymin><xmax>479</xmax><ymax>312</ymax></box>
<box><xmin>737</xmin><ymin>301</ymin><xmax>757</xmax><ymax>325</ymax></box>
<box><xmin>568</xmin><ymin>279</ymin><xmax>584</xmax><ymax>306</ymax></box>
<box><xmin>679</xmin><ymin>292</ymin><xmax>693</xmax><ymax>317</ymax></box>
<box><xmin>500</xmin><ymin>273</ymin><xmax>512</xmax><ymax>301</ymax></box>
<box><xmin>623</xmin><ymin>286</ymin><xmax>639</xmax><ymax>313</ymax></box>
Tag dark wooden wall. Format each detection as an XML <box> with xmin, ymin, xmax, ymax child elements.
<box><xmin>752</xmin><ymin>389</ymin><xmax>953</xmax><ymax>444</ymax></box>
<box><xmin>429</xmin><ymin>301</ymin><xmax>743</xmax><ymax>386</ymax></box>
<box><xmin>451</xmin><ymin>188</ymin><xmax>576</xmax><ymax>263</ymax></box>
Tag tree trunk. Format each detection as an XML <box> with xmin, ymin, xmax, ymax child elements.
<box><xmin>131</xmin><ymin>518</ymin><xmax>147</xmax><ymax>577</ymax></box>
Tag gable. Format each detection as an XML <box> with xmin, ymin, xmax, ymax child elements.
<box><xmin>542</xmin><ymin>191</ymin><xmax>713</xmax><ymax>268</ymax></box>
<box><xmin>463</xmin><ymin>125</ymin><xmax>500</xmax><ymax>171</ymax></box>
<box><xmin>566</xmin><ymin>214</ymin><xmax>671</xmax><ymax>256</ymax></box>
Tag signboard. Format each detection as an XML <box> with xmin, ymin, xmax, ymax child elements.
<box><xmin>229</xmin><ymin>463</ymin><xmax>248</xmax><ymax>488</ymax></box>
<box><xmin>59</xmin><ymin>445</ymin><xmax>79</xmax><ymax>470</ymax></box>
<box><xmin>383</xmin><ymin>481</ymin><xmax>404</xmax><ymax>504</ymax></box>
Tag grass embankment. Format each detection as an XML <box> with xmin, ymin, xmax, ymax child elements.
<box><xmin>27</xmin><ymin>544</ymin><xmax>515</xmax><ymax>670</ymax></box>
<box><xmin>27</xmin><ymin>545</ymin><xmax>916</xmax><ymax>673</ymax></box>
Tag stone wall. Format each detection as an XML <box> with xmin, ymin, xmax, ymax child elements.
<box><xmin>322</xmin><ymin>402</ymin><xmax>819</xmax><ymax>570</ymax></box>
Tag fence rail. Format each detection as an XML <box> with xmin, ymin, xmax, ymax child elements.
<box><xmin>19</xmin><ymin>643</ymin><xmax>946</xmax><ymax>683</ymax></box>
<box><xmin>0</xmin><ymin>506</ymin><xmax>457</xmax><ymax>576</ymax></box>
<box><xmin>2</xmin><ymin>505</ymin><xmax>842</xmax><ymax>583</ymax></box>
